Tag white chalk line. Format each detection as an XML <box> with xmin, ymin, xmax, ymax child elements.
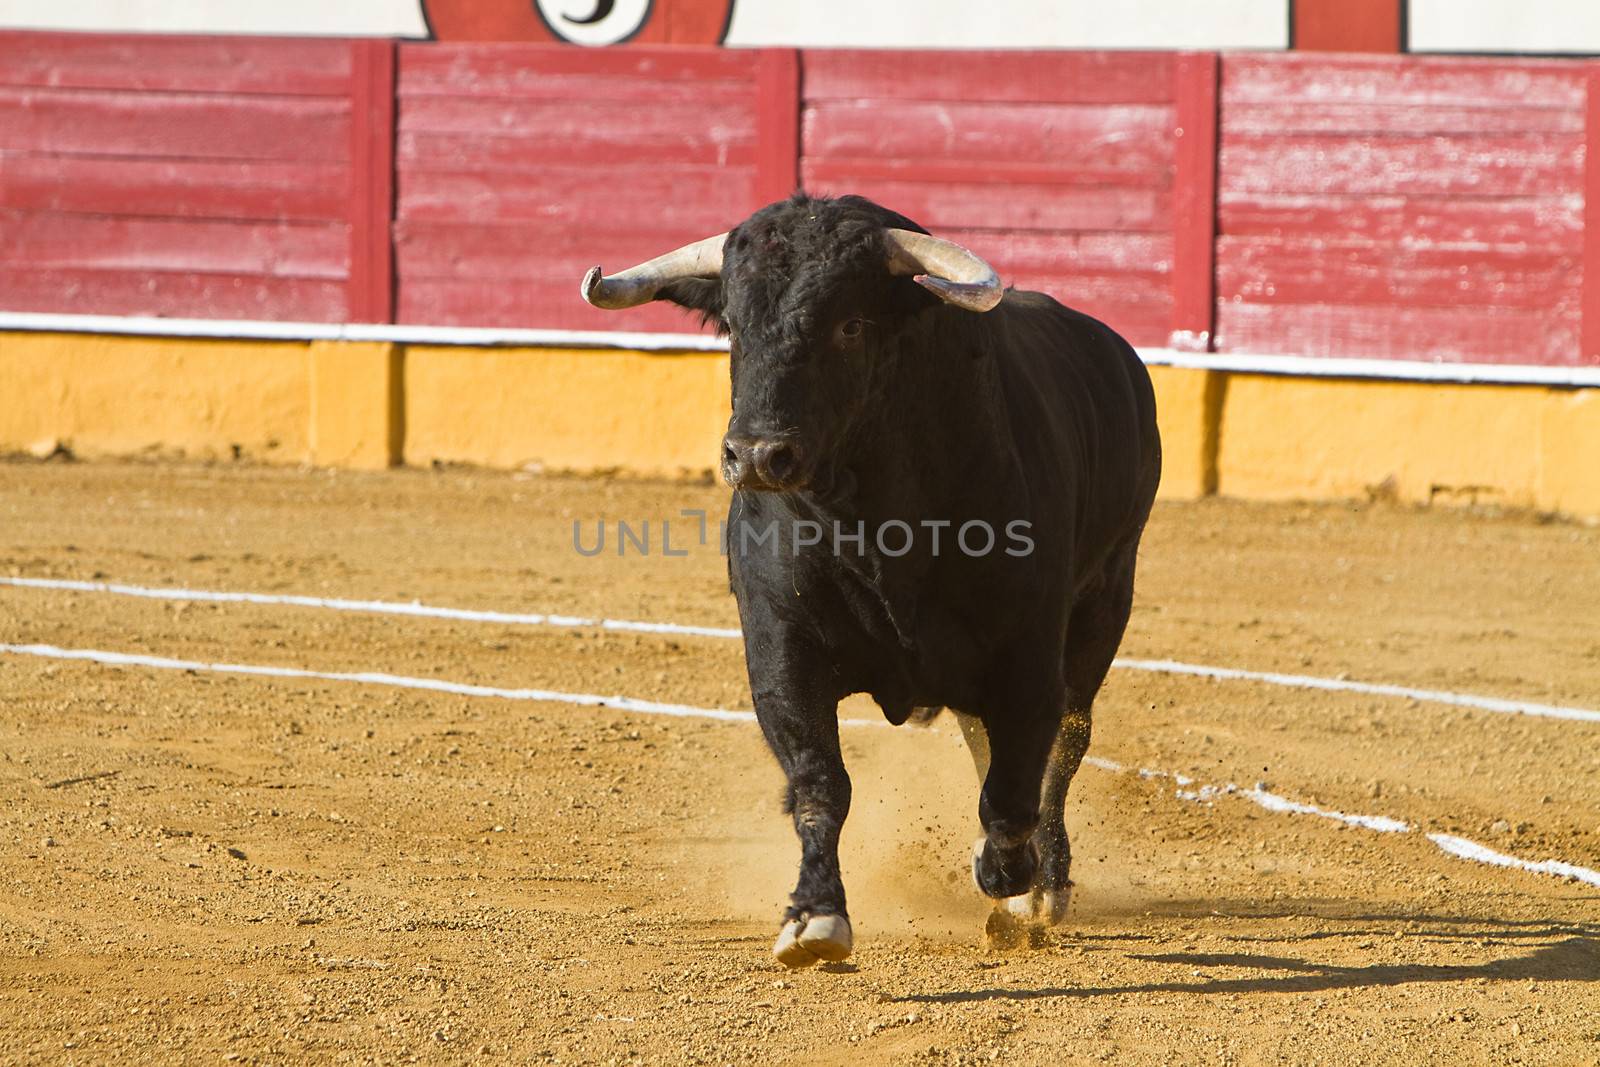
<box><xmin>0</xmin><ymin>641</ymin><xmax>759</xmax><ymax>723</ymax></box>
<box><xmin>1087</xmin><ymin>756</ymin><xmax>1600</xmax><ymax>888</ymax></box>
<box><xmin>0</xmin><ymin>576</ymin><xmax>743</xmax><ymax>639</ymax></box>
<box><xmin>4</xmin><ymin>575</ymin><xmax>1597</xmax><ymax>724</ymax></box>
<box><xmin>1114</xmin><ymin>657</ymin><xmax>1600</xmax><ymax>725</ymax></box>
<box><xmin>3</xmin><ymin>641</ymin><xmax>1596</xmax><ymax>893</ymax></box>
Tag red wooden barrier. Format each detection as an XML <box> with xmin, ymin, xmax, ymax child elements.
<box><xmin>0</xmin><ymin>32</ymin><xmax>359</xmax><ymax>321</ymax></box>
<box><xmin>1</xmin><ymin>31</ymin><xmax>1597</xmax><ymax>369</ymax></box>
<box><xmin>392</xmin><ymin>44</ymin><xmax>762</xmax><ymax>332</ymax></box>
<box><xmin>349</xmin><ymin>40</ymin><xmax>397</xmax><ymax>324</ymax></box>
<box><xmin>1215</xmin><ymin>53</ymin><xmax>1588</xmax><ymax>365</ymax></box>
<box><xmin>1585</xmin><ymin>66</ymin><xmax>1600</xmax><ymax>364</ymax></box>
<box><xmin>1171</xmin><ymin>52</ymin><xmax>1219</xmax><ymax>352</ymax></box>
<box><xmin>754</xmin><ymin>49</ymin><xmax>801</xmax><ymax>206</ymax></box>
<box><xmin>800</xmin><ymin>50</ymin><xmax>1178</xmax><ymax>347</ymax></box>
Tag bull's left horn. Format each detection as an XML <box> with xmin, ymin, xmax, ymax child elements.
<box><xmin>580</xmin><ymin>233</ymin><xmax>728</xmax><ymax>310</ymax></box>
<box><xmin>883</xmin><ymin>228</ymin><xmax>1004</xmax><ymax>313</ymax></box>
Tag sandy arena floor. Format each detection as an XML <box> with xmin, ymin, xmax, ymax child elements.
<box><xmin>1</xmin><ymin>459</ymin><xmax>1597</xmax><ymax>1065</ymax></box>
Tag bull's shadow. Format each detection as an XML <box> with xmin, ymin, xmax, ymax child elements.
<box><xmin>892</xmin><ymin>905</ymin><xmax>1600</xmax><ymax>1004</ymax></box>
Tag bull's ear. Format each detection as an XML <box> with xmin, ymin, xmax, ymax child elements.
<box><xmin>656</xmin><ymin>277</ymin><xmax>727</xmax><ymax>330</ymax></box>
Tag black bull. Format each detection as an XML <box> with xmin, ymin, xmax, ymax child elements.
<box><xmin>583</xmin><ymin>194</ymin><xmax>1161</xmax><ymax>966</ymax></box>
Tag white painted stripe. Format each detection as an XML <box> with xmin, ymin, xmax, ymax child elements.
<box><xmin>1115</xmin><ymin>658</ymin><xmax>1600</xmax><ymax>724</ymax></box>
<box><xmin>0</xmin><ymin>642</ymin><xmax>759</xmax><ymax>724</ymax></box>
<box><xmin>1140</xmin><ymin>767</ymin><xmax>1411</xmax><ymax>832</ymax></box>
<box><xmin>0</xmin><ymin>576</ymin><xmax>745</xmax><ymax>640</ymax></box>
<box><xmin>1242</xmin><ymin>785</ymin><xmax>1412</xmax><ymax>834</ymax></box>
<box><xmin>1165</xmin><ymin>774</ymin><xmax>1600</xmax><ymax>888</ymax></box>
<box><xmin>0</xmin><ymin>312</ymin><xmax>729</xmax><ymax>354</ymax></box>
<box><xmin>5</xmin><ymin>640</ymin><xmax>1597</xmax><ymax>893</ymax></box>
<box><xmin>6</xmin><ymin>575</ymin><xmax>1596</xmax><ymax>724</ymax></box>
<box><xmin>1427</xmin><ymin>833</ymin><xmax>1600</xmax><ymax>889</ymax></box>
<box><xmin>1138</xmin><ymin>347</ymin><xmax>1600</xmax><ymax>387</ymax></box>
<box><xmin>4</xmin><ymin>311</ymin><xmax>1598</xmax><ymax>386</ymax></box>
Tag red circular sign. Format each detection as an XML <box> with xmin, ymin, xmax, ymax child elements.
<box><xmin>422</xmin><ymin>0</ymin><xmax>735</xmax><ymax>43</ymax></box>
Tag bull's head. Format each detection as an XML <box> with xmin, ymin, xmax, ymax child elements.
<box><xmin>580</xmin><ymin>195</ymin><xmax>1002</xmax><ymax>492</ymax></box>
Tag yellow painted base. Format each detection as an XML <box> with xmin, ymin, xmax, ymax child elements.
<box><xmin>402</xmin><ymin>345</ymin><xmax>730</xmax><ymax>476</ymax></box>
<box><xmin>1</xmin><ymin>330</ymin><xmax>1595</xmax><ymax>518</ymax></box>
<box><xmin>0</xmin><ymin>332</ymin><xmax>311</xmax><ymax>463</ymax></box>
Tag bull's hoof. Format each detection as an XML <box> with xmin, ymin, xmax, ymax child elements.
<box><xmin>1000</xmin><ymin>884</ymin><xmax>1072</xmax><ymax>926</ymax></box>
<box><xmin>983</xmin><ymin>887</ymin><xmax>1071</xmax><ymax>950</ymax></box>
<box><xmin>970</xmin><ymin>837</ymin><xmax>1039</xmax><ymax>900</ymax></box>
<box><xmin>983</xmin><ymin>906</ymin><xmax>1028</xmax><ymax>949</ymax></box>
<box><xmin>773</xmin><ymin>913</ymin><xmax>853</xmax><ymax>969</ymax></box>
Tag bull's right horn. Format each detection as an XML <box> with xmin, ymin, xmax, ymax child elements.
<box><xmin>581</xmin><ymin>233</ymin><xmax>728</xmax><ymax>310</ymax></box>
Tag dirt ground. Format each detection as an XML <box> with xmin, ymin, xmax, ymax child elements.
<box><xmin>1</xmin><ymin>458</ymin><xmax>1597</xmax><ymax>1066</ymax></box>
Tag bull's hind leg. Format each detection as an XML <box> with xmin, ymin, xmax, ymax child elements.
<box><xmin>1028</xmin><ymin>541</ymin><xmax>1140</xmax><ymax>925</ymax></box>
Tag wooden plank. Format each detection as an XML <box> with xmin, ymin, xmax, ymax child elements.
<box><xmin>1224</xmin><ymin>101</ymin><xmax>1583</xmax><ymax>136</ymax></box>
<box><xmin>399</xmin><ymin>130</ymin><xmax>756</xmax><ymax>170</ymax></box>
<box><xmin>395</xmin><ymin>222</ymin><xmax>733</xmax><ymax>275</ymax></box>
<box><xmin>802</xmin><ymin>50</ymin><xmax>1176</xmax><ymax>105</ymax></box>
<box><xmin>996</xmin><ymin>270</ymin><xmax>1171</xmax><ymax>305</ymax></box>
<box><xmin>395</xmin><ymin>247</ymin><xmax>630</xmax><ymax>289</ymax></box>
<box><xmin>937</xmin><ymin>230</ymin><xmax>1173</xmax><ymax>274</ymax></box>
<box><xmin>1214</xmin><ymin>302</ymin><xmax>1582</xmax><ymax>365</ymax></box>
<box><xmin>804</xmin><ymin>101</ymin><xmax>1174</xmax><ymax>171</ymax></box>
<box><xmin>1293</xmin><ymin>0</ymin><xmax>1402</xmax><ymax>53</ymax></box>
<box><xmin>394</xmin><ymin>222</ymin><xmax>741</xmax><ymax>279</ymax></box>
<box><xmin>1218</xmin><ymin>193</ymin><xmax>1583</xmax><ymax>253</ymax></box>
<box><xmin>802</xmin><ymin>156</ymin><xmax>1173</xmax><ymax>189</ymax></box>
<box><xmin>0</xmin><ymin>267</ymin><xmax>348</xmax><ymax>321</ymax></box>
<box><xmin>1222</xmin><ymin>54</ymin><xmax>1586</xmax><ymax>110</ymax></box>
<box><xmin>396</xmin><ymin>167</ymin><xmax>752</xmax><ymax>227</ymax></box>
<box><xmin>0</xmin><ymin>88</ymin><xmax>350</xmax><ymax>162</ymax></box>
<box><xmin>397</xmin><ymin>43</ymin><xmax>757</xmax><ymax>95</ymax></box>
<box><xmin>0</xmin><ymin>31</ymin><xmax>352</xmax><ymax>96</ymax></box>
<box><xmin>1215</xmin><ymin>238</ymin><xmax>1580</xmax><ymax>311</ymax></box>
<box><xmin>397</xmin><ymin>276</ymin><xmax>714</xmax><ymax>334</ymax></box>
<box><xmin>398</xmin><ymin>93</ymin><xmax>754</xmax><ymax>133</ymax></box>
<box><xmin>1171</xmin><ymin>52</ymin><xmax>1218</xmax><ymax>352</ymax></box>
<box><xmin>0</xmin><ymin>156</ymin><xmax>348</xmax><ymax>222</ymax></box>
<box><xmin>797</xmin><ymin>173</ymin><xmax>1171</xmax><ymax>233</ymax></box>
<box><xmin>396</xmin><ymin>75</ymin><xmax>749</xmax><ymax>107</ymax></box>
<box><xmin>1219</xmin><ymin>133</ymin><xmax>1583</xmax><ymax>197</ymax></box>
<box><xmin>0</xmin><ymin>210</ymin><xmax>347</xmax><ymax>277</ymax></box>
<box><xmin>397</xmin><ymin>97</ymin><xmax>756</xmax><ymax>169</ymax></box>
<box><xmin>754</xmin><ymin>49</ymin><xmax>800</xmax><ymax>208</ymax></box>
<box><xmin>349</xmin><ymin>39</ymin><xmax>396</xmax><ymax>325</ymax></box>
<box><xmin>1585</xmin><ymin>65</ymin><xmax>1600</xmax><ymax>363</ymax></box>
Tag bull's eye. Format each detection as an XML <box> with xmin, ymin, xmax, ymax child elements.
<box><xmin>837</xmin><ymin>318</ymin><xmax>866</xmax><ymax>342</ymax></box>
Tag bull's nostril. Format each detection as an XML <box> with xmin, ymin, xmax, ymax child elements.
<box><xmin>722</xmin><ymin>440</ymin><xmax>740</xmax><ymax>469</ymax></box>
<box><xmin>763</xmin><ymin>444</ymin><xmax>796</xmax><ymax>483</ymax></box>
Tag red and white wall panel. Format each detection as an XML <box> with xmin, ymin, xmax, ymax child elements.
<box><xmin>3</xmin><ymin>31</ymin><xmax>1599</xmax><ymax>370</ymax></box>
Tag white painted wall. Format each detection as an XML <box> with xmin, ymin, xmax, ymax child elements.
<box><xmin>0</xmin><ymin>0</ymin><xmax>429</xmax><ymax>37</ymax></box>
<box><xmin>1410</xmin><ymin>0</ymin><xmax>1600</xmax><ymax>54</ymax></box>
<box><xmin>0</xmin><ymin>0</ymin><xmax>1286</xmax><ymax>47</ymax></box>
<box><xmin>24</xmin><ymin>0</ymin><xmax>1594</xmax><ymax>56</ymax></box>
<box><xmin>723</xmin><ymin>0</ymin><xmax>1289</xmax><ymax>49</ymax></box>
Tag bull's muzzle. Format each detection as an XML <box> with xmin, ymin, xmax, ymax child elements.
<box><xmin>722</xmin><ymin>433</ymin><xmax>806</xmax><ymax>491</ymax></box>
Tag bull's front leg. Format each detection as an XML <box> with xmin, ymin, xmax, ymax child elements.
<box><xmin>745</xmin><ymin>642</ymin><xmax>854</xmax><ymax>968</ymax></box>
